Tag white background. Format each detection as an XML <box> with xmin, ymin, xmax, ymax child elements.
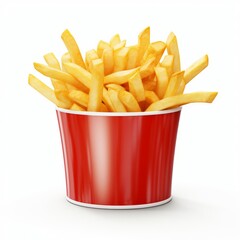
<box><xmin>1</xmin><ymin>0</ymin><xmax>240</xmax><ymax>239</ymax></box>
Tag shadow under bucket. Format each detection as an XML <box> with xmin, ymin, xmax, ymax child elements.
<box><xmin>56</xmin><ymin>107</ymin><xmax>181</xmax><ymax>209</ymax></box>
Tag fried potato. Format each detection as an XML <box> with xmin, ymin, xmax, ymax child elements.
<box><xmin>28</xmin><ymin>74</ymin><xmax>69</xmax><ymax>108</ymax></box>
<box><xmin>140</xmin><ymin>56</ymin><xmax>155</xmax><ymax>78</ymax></box>
<box><xmin>102</xmin><ymin>87</ymin><xmax>114</xmax><ymax>112</ymax></box>
<box><xmin>164</xmin><ymin>71</ymin><xmax>184</xmax><ymax>98</ymax></box>
<box><xmin>118</xmin><ymin>90</ymin><xmax>141</xmax><ymax>112</ymax></box>
<box><xmin>63</xmin><ymin>62</ymin><xmax>92</xmax><ymax>90</ymax></box>
<box><xmin>28</xmin><ymin>74</ymin><xmax>58</xmax><ymax>105</ymax></box>
<box><xmin>108</xmin><ymin>89</ymin><xmax>127</xmax><ymax>112</ymax></box>
<box><xmin>34</xmin><ymin>62</ymin><xmax>84</xmax><ymax>90</ymax></box>
<box><xmin>184</xmin><ymin>55</ymin><xmax>208</xmax><ymax>84</ymax></box>
<box><xmin>61</xmin><ymin>52</ymin><xmax>72</xmax><ymax>72</ymax></box>
<box><xmin>166</xmin><ymin>32</ymin><xmax>181</xmax><ymax>73</ymax></box>
<box><xmin>102</xmin><ymin>47</ymin><xmax>114</xmax><ymax>75</ymax></box>
<box><xmin>44</xmin><ymin>53</ymin><xmax>61</xmax><ymax>70</ymax></box>
<box><xmin>110</xmin><ymin>34</ymin><xmax>121</xmax><ymax>48</ymax></box>
<box><xmin>113</xmin><ymin>47</ymin><xmax>129</xmax><ymax>72</ymax></box>
<box><xmin>155</xmin><ymin>66</ymin><xmax>169</xmax><ymax>99</ymax></box>
<box><xmin>113</xmin><ymin>40</ymin><xmax>126</xmax><ymax>51</ymax></box>
<box><xmin>142</xmin><ymin>78</ymin><xmax>157</xmax><ymax>91</ymax></box>
<box><xmin>144</xmin><ymin>90</ymin><xmax>159</xmax><ymax>104</ymax></box>
<box><xmin>70</xmin><ymin>103</ymin><xmax>85</xmax><ymax>111</ymax></box>
<box><xmin>106</xmin><ymin>83</ymin><xmax>126</xmax><ymax>92</ymax></box>
<box><xmin>88</xmin><ymin>59</ymin><xmax>104</xmax><ymax>111</ymax></box>
<box><xmin>128</xmin><ymin>72</ymin><xmax>145</xmax><ymax>102</ymax></box>
<box><xmin>61</xmin><ymin>29</ymin><xmax>85</xmax><ymax>69</ymax></box>
<box><xmin>146</xmin><ymin>92</ymin><xmax>218</xmax><ymax>111</ymax></box>
<box><xmin>141</xmin><ymin>41</ymin><xmax>166</xmax><ymax>65</ymax></box>
<box><xmin>136</xmin><ymin>26</ymin><xmax>150</xmax><ymax>66</ymax></box>
<box><xmin>97</xmin><ymin>40</ymin><xmax>111</xmax><ymax>58</ymax></box>
<box><xmin>126</xmin><ymin>45</ymin><xmax>138</xmax><ymax>70</ymax></box>
<box><xmin>104</xmin><ymin>67</ymin><xmax>139</xmax><ymax>85</ymax></box>
<box><xmin>176</xmin><ymin>79</ymin><xmax>186</xmax><ymax>95</ymax></box>
<box><xmin>85</xmin><ymin>49</ymin><xmax>99</xmax><ymax>72</ymax></box>
<box><xmin>54</xmin><ymin>90</ymin><xmax>73</xmax><ymax>108</ymax></box>
<box><xmin>44</xmin><ymin>52</ymin><xmax>67</xmax><ymax>91</ymax></box>
<box><xmin>68</xmin><ymin>90</ymin><xmax>89</xmax><ymax>107</ymax></box>
<box><xmin>160</xmin><ymin>55</ymin><xmax>174</xmax><ymax>77</ymax></box>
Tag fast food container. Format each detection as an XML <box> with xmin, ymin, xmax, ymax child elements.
<box><xmin>56</xmin><ymin>107</ymin><xmax>181</xmax><ymax>209</ymax></box>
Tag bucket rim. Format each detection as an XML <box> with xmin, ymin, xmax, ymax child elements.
<box><xmin>56</xmin><ymin>106</ymin><xmax>182</xmax><ymax>117</ymax></box>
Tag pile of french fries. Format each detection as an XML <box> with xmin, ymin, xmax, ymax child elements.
<box><xmin>28</xmin><ymin>27</ymin><xmax>217</xmax><ymax>112</ymax></box>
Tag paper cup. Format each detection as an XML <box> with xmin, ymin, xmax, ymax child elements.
<box><xmin>56</xmin><ymin>107</ymin><xmax>181</xmax><ymax>209</ymax></box>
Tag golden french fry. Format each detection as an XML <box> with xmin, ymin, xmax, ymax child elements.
<box><xmin>69</xmin><ymin>88</ymin><xmax>107</xmax><ymax>111</ymax></box>
<box><xmin>176</xmin><ymin>79</ymin><xmax>186</xmax><ymax>95</ymax></box>
<box><xmin>160</xmin><ymin>55</ymin><xmax>174</xmax><ymax>77</ymax></box>
<box><xmin>70</xmin><ymin>103</ymin><xmax>85</xmax><ymax>111</ymax></box>
<box><xmin>144</xmin><ymin>90</ymin><xmax>159</xmax><ymax>104</ymax></box>
<box><xmin>113</xmin><ymin>47</ymin><xmax>129</xmax><ymax>72</ymax></box>
<box><xmin>85</xmin><ymin>49</ymin><xmax>99</xmax><ymax>71</ymax></box>
<box><xmin>97</xmin><ymin>40</ymin><xmax>111</xmax><ymax>58</ymax></box>
<box><xmin>126</xmin><ymin>45</ymin><xmax>138</xmax><ymax>69</ymax></box>
<box><xmin>61</xmin><ymin>29</ymin><xmax>86</xmax><ymax>69</ymax></box>
<box><xmin>66</xmin><ymin>84</ymin><xmax>78</xmax><ymax>91</ymax></box>
<box><xmin>136</xmin><ymin>27</ymin><xmax>150</xmax><ymax>66</ymax></box>
<box><xmin>61</xmin><ymin>53</ymin><xmax>80</xmax><ymax>91</ymax></box>
<box><xmin>104</xmin><ymin>67</ymin><xmax>139</xmax><ymax>85</ymax></box>
<box><xmin>184</xmin><ymin>55</ymin><xmax>208</xmax><ymax>84</ymax></box>
<box><xmin>63</xmin><ymin>62</ymin><xmax>92</xmax><ymax>89</ymax></box>
<box><xmin>142</xmin><ymin>78</ymin><xmax>157</xmax><ymax>91</ymax></box>
<box><xmin>106</xmin><ymin>84</ymin><xmax>126</xmax><ymax>92</ymax></box>
<box><xmin>110</xmin><ymin>34</ymin><xmax>121</xmax><ymax>48</ymax></box>
<box><xmin>140</xmin><ymin>57</ymin><xmax>155</xmax><ymax>78</ymax></box>
<box><xmin>54</xmin><ymin>90</ymin><xmax>73</xmax><ymax>108</ymax></box>
<box><xmin>28</xmin><ymin>74</ymin><xmax>58</xmax><ymax>105</ymax></box>
<box><xmin>128</xmin><ymin>72</ymin><xmax>145</xmax><ymax>102</ymax></box>
<box><xmin>118</xmin><ymin>90</ymin><xmax>141</xmax><ymax>112</ymax></box>
<box><xmin>68</xmin><ymin>90</ymin><xmax>89</xmax><ymax>107</ymax></box>
<box><xmin>141</xmin><ymin>41</ymin><xmax>166</xmax><ymax>65</ymax></box>
<box><xmin>44</xmin><ymin>53</ymin><xmax>61</xmax><ymax>70</ymax></box>
<box><xmin>28</xmin><ymin>74</ymin><xmax>69</xmax><ymax>108</ymax></box>
<box><xmin>61</xmin><ymin>52</ymin><xmax>72</xmax><ymax>72</ymax></box>
<box><xmin>102</xmin><ymin>87</ymin><xmax>114</xmax><ymax>112</ymax></box>
<box><xmin>108</xmin><ymin>89</ymin><xmax>127</xmax><ymax>112</ymax></box>
<box><xmin>113</xmin><ymin>40</ymin><xmax>126</xmax><ymax>51</ymax></box>
<box><xmin>34</xmin><ymin>62</ymin><xmax>84</xmax><ymax>90</ymax></box>
<box><xmin>166</xmin><ymin>32</ymin><xmax>181</xmax><ymax>73</ymax></box>
<box><xmin>88</xmin><ymin>59</ymin><xmax>104</xmax><ymax>111</ymax></box>
<box><xmin>164</xmin><ymin>71</ymin><xmax>184</xmax><ymax>98</ymax></box>
<box><xmin>146</xmin><ymin>92</ymin><xmax>218</xmax><ymax>111</ymax></box>
<box><xmin>102</xmin><ymin>48</ymin><xmax>114</xmax><ymax>75</ymax></box>
<box><xmin>155</xmin><ymin>66</ymin><xmax>169</xmax><ymax>99</ymax></box>
<box><xmin>44</xmin><ymin>52</ymin><xmax>67</xmax><ymax>91</ymax></box>
<box><xmin>100</xmin><ymin>103</ymin><xmax>108</xmax><ymax>112</ymax></box>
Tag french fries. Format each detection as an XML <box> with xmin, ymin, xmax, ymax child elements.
<box><xmin>88</xmin><ymin>59</ymin><xmax>104</xmax><ymax>111</ymax></box>
<box><xmin>118</xmin><ymin>90</ymin><xmax>141</xmax><ymax>112</ymax></box>
<box><xmin>61</xmin><ymin>29</ymin><xmax>86</xmax><ymax>69</ymax></box>
<box><xmin>146</xmin><ymin>92</ymin><xmax>218</xmax><ymax>111</ymax></box>
<box><xmin>29</xmin><ymin>27</ymin><xmax>217</xmax><ymax>112</ymax></box>
<box><xmin>184</xmin><ymin>55</ymin><xmax>208</xmax><ymax>84</ymax></box>
<box><xmin>166</xmin><ymin>32</ymin><xmax>181</xmax><ymax>73</ymax></box>
<box><xmin>164</xmin><ymin>71</ymin><xmax>185</xmax><ymax>98</ymax></box>
<box><xmin>108</xmin><ymin>89</ymin><xmax>127</xmax><ymax>112</ymax></box>
<box><xmin>128</xmin><ymin>72</ymin><xmax>145</xmax><ymax>102</ymax></box>
<box><xmin>155</xmin><ymin>66</ymin><xmax>169</xmax><ymax>99</ymax></box>
<box><xmin>44</xmin><ymin>52</ymin><xmax>67</xmax><ymax>91</ymax></box>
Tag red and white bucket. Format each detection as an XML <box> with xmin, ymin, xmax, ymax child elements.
<box><xmin>56</xmin><ymin>107</ymin><xmax>181</xmax><ymax>209</ymax></box>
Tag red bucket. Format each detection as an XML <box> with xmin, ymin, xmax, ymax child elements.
<box><xmin>56</xmin><ymin>107</ymin><xmax>181</xmax><ymax>209</ymax></box>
